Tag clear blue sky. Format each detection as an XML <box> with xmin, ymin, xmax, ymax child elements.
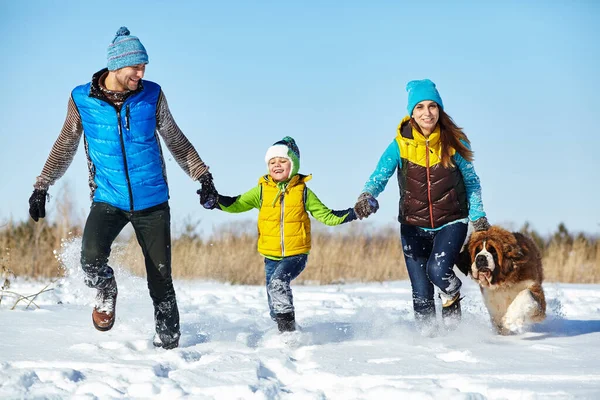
<box><xmin>1</xmin><ymin>1</ymin><xmax>598</xmax><ymax>237</ymax></box>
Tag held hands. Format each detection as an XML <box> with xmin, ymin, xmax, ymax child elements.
<box><xmin>472</xmin><ymin>216</ymin><xmax>491</xmax><ymax>232</ymax></box>
<box><xmin>354</xmin><ymin>192</ymin><xmax>379</xmax><ymax>220</ymax></box>
<box><xmin>197</xmin><ymin>172</ymin><xmax>219</xmax><ymax>210</ymax></box>
<box><xmin>28</xmin><ymin>189</ymin><xmax>48</xmax><ymax>222</ymax></box>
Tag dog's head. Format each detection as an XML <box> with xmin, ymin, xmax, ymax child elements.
<box><xmin>470</xmin><ymin>236</ymin><xmax>502</xmax><ymax>287</ymax></box>
<box><xmin>456</xmin><ymin>226</ymin><xmax>525</xmax><ymax>288</ymax></box>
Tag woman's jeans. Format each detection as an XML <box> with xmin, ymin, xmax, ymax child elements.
<box><xmin>81</xmin><ymin>201</ymin><xmax>180</xmax><ymax>341</ymax></box>
<box><xmin>264</xmin><ymin>254</ymin><xmax>307</xmax><ymax>318</ymax></box>
<box><xmin>400</xmin><ymin>222</ymin><xmax>467</xmax><ymax>321</ymax></box>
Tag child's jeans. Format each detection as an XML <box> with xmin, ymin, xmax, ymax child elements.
<box><xmin>400</xmin><ymin>222</ymin><xmax>467</xmax><ymax>320</ymax></box>
<box><xmin>264</xmin><ymin>254</ymin><xmax>307</xmax><ymax>318</ymax></box>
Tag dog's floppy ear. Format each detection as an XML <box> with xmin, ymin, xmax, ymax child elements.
<box><xmin>455</xmin><ymin>247</ymin><xmax>472</xmax><ymax>276</ymax></box>
<box><xmin>508</xmin><ymin>232</ymin><xmax>527</xmax><ymax>263</ymax></box>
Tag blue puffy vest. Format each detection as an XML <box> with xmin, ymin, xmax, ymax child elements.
<box><xmin>71</xmin><ymin>80</ymin><xmax>169</xmax><ymax>211</ymax></box>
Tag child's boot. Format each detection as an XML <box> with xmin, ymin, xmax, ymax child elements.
<box><xmin>275</xmin><ymin>312</ymin><xmax>296</xmax><ymax>333</ymax></box>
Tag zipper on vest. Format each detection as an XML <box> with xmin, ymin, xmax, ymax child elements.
<box><xmin>425</xmin><ymin>139</ymin><xmax>434</xmax><ymax>228</ymax></box>
<box><xmin>280</xmin><ymin>193</ymin><xmax>285</xmax><ymax>257</ymax></box>
<box><xmin>117</xmin><ymin>108</ymin><xmax>135</xmax><ymax>211</ymax></box>
<box><xmin>125</xmin><ymin>104</ymin><xmax>130</xmax><ymax>130</ymax></box>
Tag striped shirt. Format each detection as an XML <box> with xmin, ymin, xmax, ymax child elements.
<box><xmin>34</xmin><ymin>71</ymin><xmax>209</xmax><ymax>195</ymax></box>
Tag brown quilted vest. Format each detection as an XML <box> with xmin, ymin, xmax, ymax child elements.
<box><xmin>396</xmin><ymin>120</ymin><xmax>468</xmax><ymax>228</ymax></box>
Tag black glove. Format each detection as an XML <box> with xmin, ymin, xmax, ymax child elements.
<box><xmin>28</xmin><ymin>189</ymin><xmax>48</xmax><ymax>222</ymax></box>
<box><xmin>354</xmin><ymin>192</ymin><xmax>379</xmax><ymax>220</ymax></box>
<box><xmin>197</xmin><ymin>173</ymin><xmax>218</xmax><ymax>209</ymax></box>
<box><xmin>472</xmin><ymin>216</ymin><xmax>491</xmax><ymax>232</ymax></box>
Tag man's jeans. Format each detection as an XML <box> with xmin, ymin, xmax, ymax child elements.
<box><xmin>400</xmin><ymin>222</ymin><xmax>467</xmax><ymax>319</ymax></box>
<box><xmin>81</xmin><ymin>201</ymin><xmax>180</xmax><ymax>341</ymax></box>
<box><xmin>264</xmin><ymin>254</ymin><xmax>307</xmax><ymax>318</ymax></box>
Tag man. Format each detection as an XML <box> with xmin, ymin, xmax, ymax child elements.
<box><xmin>28</xmin><ymin>26</ymin><xmax>217</xmax><ymax>350</ymax></box>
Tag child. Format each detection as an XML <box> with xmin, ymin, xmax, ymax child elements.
<box><xmin>201</xmin><ymin>136</ymin><xmax>358</xmax><ymax>332</ymax></box>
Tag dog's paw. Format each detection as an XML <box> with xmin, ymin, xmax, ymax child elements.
<box><xmin>497</xmin><ymin>325</ymin><xmax>517</xmax><ymax>336</ymax></box>
<box><xmin>499</xmin><ymin>319</ymin><xmax>525</xmax><ymax>335</ymax></box>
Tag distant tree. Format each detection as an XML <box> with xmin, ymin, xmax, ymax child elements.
<box><xmin>176</xmin><ymin>219</ymin><xmax>202</xmax><ymax>242</ymax></box>
<box><xmin>575</xmin><ymin>232</ymin><xmax>590</xmax><ymax>245</ymax></box>
<box><xmin>519</xmin><ymin>222</ymin><xmax>546</xmax><ymax>250</ymax></box>
<box><xmin>552</xmin><ymin>222</ymin><xmax>574</xmax><ymax>247</ymax></box>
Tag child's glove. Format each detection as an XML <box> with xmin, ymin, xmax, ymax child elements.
<box><xmin>197</xmin><ymin>173</ymin><xmax>218</xmax><ymax>209</ymax></box>
<box><xmin>28</xmin><ymin>189</ymin><xmax>48</xmax><ymax>222</ymax></box>
<box><xmin>472</xmin><ymin>216</ymin><xmax>490</xmax><ymax>232</ymax></box>
<box><xmin>354</xmin><ymin>192</ymin><xmax>379</xmax><ymax>220</ymax></box>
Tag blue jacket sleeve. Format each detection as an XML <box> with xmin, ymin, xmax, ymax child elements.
<box><xmin>454</xmin><ymin>151</ymin><xmax>486</xmax><ymax>221</ymax></box>
<box><xmin>361</xmin><ymin>140</ymin><xmax>400</xmax><ymax>197</ymax></box>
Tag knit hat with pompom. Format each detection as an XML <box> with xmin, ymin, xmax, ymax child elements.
<box><xmin>264</xmin><ymin>136</ymin><xmax>300</xmax><ymax>179</ymax></box>
<box><xmin>107</xmin><ymin>27</ymin><xmax>148</xmax><ymax>71</ymax></box>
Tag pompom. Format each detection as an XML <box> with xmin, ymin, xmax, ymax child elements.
<box><xmin>115</xmin><ymin>26</ymin><xmax>130</xmax><ymax>37</ymax></box>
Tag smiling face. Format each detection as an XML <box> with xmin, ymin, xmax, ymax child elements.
<box><xmin>412</xmin><ymin>100</ymin><xmax>440</xmax><ymax>136</ymax></box>
<box><xmin>268</xmin><ymin>157</ymin><xmax>292</xmax><ymax>182</ymax></box>
<box><xmin>106</xmin><ymin>63</ymin><xmax>146</xmax><ymax>91</ymax></box>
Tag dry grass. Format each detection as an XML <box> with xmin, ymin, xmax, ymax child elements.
<box><xmin>4</xmin><ymin>221</ymin><xmax>598</xmax><ymax>285</ymax></box>
<box><xmin>543</xmin><ymin>238</ymin><xmax>600</xmax><ymax>283</ymax></box>
<box><xmin>0</xmin><ymin>220</ymin><xmax>81</xmax><ymax>279</ymax></box>
<box><xmin>1</xmin><ymin>193</ymin><xmax>598</xmax><ymax>284</ymax></box>
<box><xmin>114</xmin><ymin>228</ymin><xmax>600</xmax><ymax>284</ymax></box>
<box><xmin>111</xmin><ymin>224</ymin><xmax>408</xmax><ymax>284</ymax></box>
<box><xmin>0</xmin><ymin>186</ymin><xmax>82</xmax><ymax>279</ymax></box>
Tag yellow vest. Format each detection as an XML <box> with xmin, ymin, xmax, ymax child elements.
<box><xmin>395</xmin><ymin>116</ymin><xmax>455</xmax><ymax>167</ymax></box>
<box><xmin>257</xmin><ymin>174</ymin><xmax>312</xmax><ymax>257</ymax></box>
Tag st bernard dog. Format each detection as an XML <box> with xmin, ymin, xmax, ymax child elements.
<box><xmin>456</xmin><ymin>226</ymin><xmax>546</xmax><ymax>335</ymax></box>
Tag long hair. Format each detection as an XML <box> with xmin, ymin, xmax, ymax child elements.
<box><xmin>410</xmin><ymin>109</ymin><xmax>473</xmax><ymax>168</ymax></box>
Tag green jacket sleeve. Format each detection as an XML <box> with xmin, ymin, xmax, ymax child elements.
<box><xmin>305</xmin><ymin>187</ymin><xmax>357</xmax><ymax>226</ymax></box>
<box><xmin>218</xmin><ymin>186</ymin><xmax>261</xmax><ymax>213</ymax></box>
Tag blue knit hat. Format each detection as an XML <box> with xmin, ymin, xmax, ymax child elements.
<box><xmin>406</xmin><ymin>79</ymin><xmax>444</xmax><ymax>116</ymax></box>
<box><xmin>264</xmin><ymin>136</ymin><xmax>301</xmax><ymax>179</ymax></box>
<box><xmin>107</xmin><ymin>27</ymin><xmax>149</xmax><ymax>71</ymax></box>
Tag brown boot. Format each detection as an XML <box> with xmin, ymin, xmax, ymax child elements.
<box><xmin>92</xmin><ymin>280</ymin><xmax>118</xmax><ymax>331</ymax></box>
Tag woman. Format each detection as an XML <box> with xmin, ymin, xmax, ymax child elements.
<box><xmin>354</xmin><ymin>79</ymin><xmax>490</xmax><ymax>333</ymax></box>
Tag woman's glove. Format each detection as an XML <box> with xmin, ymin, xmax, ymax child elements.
<box><xmin>354</xmin><ymin>192</ymin><xmax>379</xmax><ymax>220</ymax></box>
<box><xmin>472</xmin><ymin>216</ymin><xmax>491</xmax><ymax>232</ymax></box>
<box><xmin>197</xmin><ymin>173</ymin><xmax>218</xmax><ymax>209</ymax></box>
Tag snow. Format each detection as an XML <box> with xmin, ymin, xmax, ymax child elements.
<box><xmin>1</xmin><ymin>241</ymin><xmax>600</xmax><ymax>399</ymax></box>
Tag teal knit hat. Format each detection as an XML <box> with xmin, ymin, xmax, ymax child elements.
<box><xmin>264</xmin><ymin>136</ymin><xmax>300</xmax><ymax>179</ymax></box>
<box><xmin>107</xmin><ymin>27</ymin><xmax>149</xmax><ymax>71</ymax></box>
<box><xmin>406</xmin><ymin>79</ymin><xmax>444</xmax><ymax>116</ymax></box>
